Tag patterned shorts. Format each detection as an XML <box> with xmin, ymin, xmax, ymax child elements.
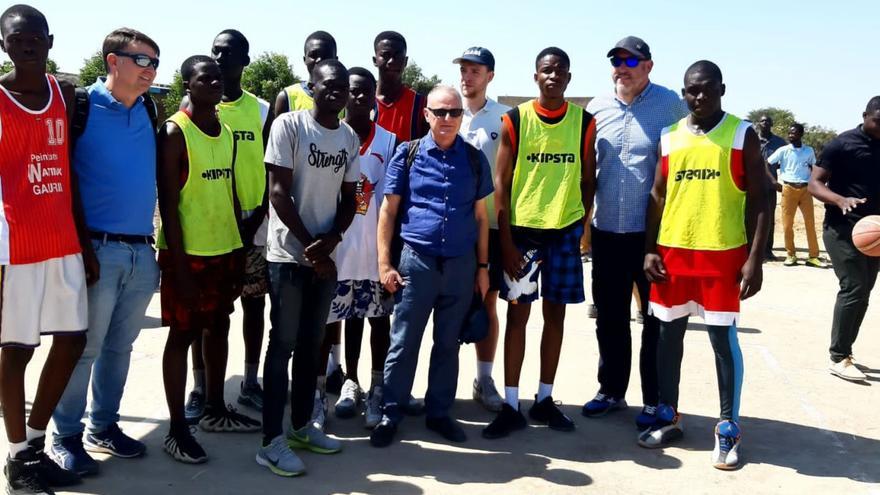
<box><xmin>241</xmin><ymin>246</ymin><xmax>269</xmax><ymax>298</ymax></box>
<box><xmin>159</xmin><ymin>250</ymin><xmax>243</xmax><ymax>330</ymax></box>
<box><xmin>327</xmin><ymin>279</ymin><xmax>394</xmax><ymax>324</ymax></box>
<box><xmin>500</xmin><ymin>221</ymin><xmax>585</xmax><ymax>305</ymax></box>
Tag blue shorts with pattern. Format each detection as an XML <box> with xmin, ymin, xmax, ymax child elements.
<box><xmin>500</xmin><ymin>221</ymin><xmax>585</xmax><ymax>305</ymax></box>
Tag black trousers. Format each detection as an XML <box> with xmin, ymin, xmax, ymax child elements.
<box><xmin>824</xmin><ymin>223</ymin><xmax>880</xmax><ymax>362</ymax></box>
<box><xmin>590</xmin><ymin>227</ymin><xmax>659</xmax><ymax>405</ymax></box>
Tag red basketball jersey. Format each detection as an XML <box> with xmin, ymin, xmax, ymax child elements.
<box><xmin>0</xmin><ymin>75</ymin><xmax>81</xmax><ymax>265</ymax></box>
<box><xmin>375</xmin><ymin>86</ymin><xmax>426</xmax><ymax>142</ymax></box>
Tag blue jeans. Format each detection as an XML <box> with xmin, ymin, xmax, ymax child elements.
<box><xmin>383</xmin><ymin>244</ymin><xmax>474</xmax><ymax>422</ymax></box>
<box><xmin>53</xmin><ymin>239</ymin><xmax>159</xmax><ymax>438</ymax></box>
<box><xmin>262</xmin><ymin>262</ymin><xmax>335</xmax><ymax>442</ymax></box>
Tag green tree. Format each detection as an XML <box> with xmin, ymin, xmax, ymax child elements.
<box><xmin>402</xmin><ymin>61</ymin><xmax>441</xmax><ymax>95</ymax></box>
<box><xmin>163</xmin><ymin>70</ymin><xmax>184</xmax><ymax>116</ymax></box>
<box><xmin>747</xmin><ymin>107</ymin><xmax>796</xmax><ymax>138</ymax></box>
<box><xmin>78</xmin><ymin>51</ymin><xmax>104</xmax><ymax>87</ymax></box>
<box><xmin>1</xmin><ymin>58</ymin><xmax>59</xmax><ymax>75</ymax></box>
<box><xmin>804</xmin><ymin>125</ymin><xmax>837</xmax><ymax>156</ymax></box>
<box><xmin>241</xmin><ymin>52</ymin><xmax>297</xmax><ymax>102</ymax></box>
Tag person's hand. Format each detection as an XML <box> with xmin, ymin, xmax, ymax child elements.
<box><xmin>82</xmin><ymin>249</ymin><xmax>100</xmax><ymax>286</ymax></box>
<box><xmin>500</xmin><ymin>238</ymin><xmax>523</xmax><ymax>280</ymax></box>
<box><xmin>837</xmin><ymin>197</ymin><xmax>866</xmax><ymax>215</ymax></box>
<box><xmin>644</xmin><ymin>253</ymin><xmax>667</xmax><ymax>283</ymax></box>
<box><xmin>380</xmin><ymin>263</ymin><xmax>405</xmax><ymax>294</ymax></box>
<box><xmin>305</xmin><ymin>233</ymin><xmax>341</xmax><ymax>263</ymax></box>
<box><xmin>739</xmin><ymin>257</ymin><xmax>763</xmax><ymax>300</ymax></box>
<box><xmin>475</xmin><ymin>268</ymin><xmax>489</xmax><ymax>300</ymax></box>
<box><xmin>773</xmin><ymin>181</ymin><xmax>783</xmax><ymax>193</ymax></box>
<box><xmin>312</xmin><ymin>257</ymin><xmax>337</xmax><ymax>280</ymax></box>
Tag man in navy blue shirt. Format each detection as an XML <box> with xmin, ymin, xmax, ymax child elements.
<box><xmin>371</xmin><ymin>85</ymin><xmax>493</xmax><ymax>447</ymax></box>
<box><xmin>51</xmin><ymin>28</ymin><xmax>160</xmax><ymax>475</ymax></box>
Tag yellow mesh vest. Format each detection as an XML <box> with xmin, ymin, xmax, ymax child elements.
<box><xmin>510</xmin><ymin>101</ymin><xmax>584</xmax><ymax>229</ymax></box>
<box><xmin>157</xmin><ymin>111</ymin><xmax>243</xmax><ymax>255</ymax></box>
<box><xmin>658</xmin><ymin>114</ymin><xmax>749</xmax><ymax>250</ymax></box>
<box><xmin>285</xmin><ymin>83</ymin><xmax>315</xmax><ymax>112</ymax></box>
<box><xmin>218</xmin><ymin>91</ymin><xmax>265</xmax><ymax>211</ymax></box>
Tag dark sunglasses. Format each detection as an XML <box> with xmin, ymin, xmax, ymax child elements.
<box><xmin>610</xmin><ymin>56</ymin><xmax>641</xmax><ymax>68</ymax></box>
<box><xmin>427</xmin><ymin>107</ymin><xmax>463</xmax><ymax>118</ymax></box>
<box><xmin>113</xmin><ymin>51</ymin><xmax>160</xmax><ymax>69</ymax></box>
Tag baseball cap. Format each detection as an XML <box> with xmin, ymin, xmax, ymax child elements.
<box><xmin>453</xmin><ymin>47</ymin><xmax>495</xmax><ymax>71</ymax></box>
<box><xmin>606</xmin><ymin>36</ymin><xmax>652</xmax><ymax>60</ymax></box>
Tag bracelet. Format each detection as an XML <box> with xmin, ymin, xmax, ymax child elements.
<box><xmin>478</xmin><ymin>262</ymin><xmax>489</xmax><ymax>269</ymax></box>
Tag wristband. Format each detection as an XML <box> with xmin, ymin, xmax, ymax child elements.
<box><xmin>478</xmin><ymin>262</ymin><xmax>489</xmax><ymax>269</ymax></box>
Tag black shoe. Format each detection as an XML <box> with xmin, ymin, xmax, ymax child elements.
<box><xmin>27</xmin><ymin>437</ymin><xmax>80</xmax><ymax>487</ymax></box>
<box><xmin>5</xmin><ymin>448</ymin><xmax>54</xmax><ymax>494</ymax></box>
<box><xmin>482</xmin><ymin>403</ymin><xmax>527</xmax><ymax>439</ymax></box>
<box><xmin>370</xmin><ymin>416</ymin><xmax>397</xmax><ymax>448</ymax></box>
<box><xmin>326</xmin><ymin>366</ymin><xmax>345</xmax><ymax>396</ymax></box>
<box><xmin>529</xmin><ymin>395</ymin><xmax>575</xmax><ymax>431</ymax></box>
<box><xmin>163</xmin><ymin>428</ymin><xmax>208</xmax><ymax>464</ymax></box>
<box><xmin>425</xmin><ymin>416</ymin><xmax>466</xmax><ymax>443</ymax></box>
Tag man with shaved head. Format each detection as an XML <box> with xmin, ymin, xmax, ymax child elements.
<box><xmin>371</xmin><ymin>85</ymin><xmax>493</xmax><ymax>447</ymax></box>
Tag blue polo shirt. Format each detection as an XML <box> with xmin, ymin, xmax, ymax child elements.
<box><xmin>385</xmin><ymin>133</ymin><xmax>493</xmax><ymax>258</ymax></box>
<box><xmin>73</xmin><ymin>80</ymin><xmax>157</xmax><ymax>236</ymax></box>
<box><xmin>768</xmin><ymin>143</ymin><xmax>816</xmax><ymax>184</ymax></box>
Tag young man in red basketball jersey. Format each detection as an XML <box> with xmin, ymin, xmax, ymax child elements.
<box><xmin>0</xmin><ymin>5</ymin><xmax>97</xmax><ymax>493</ymax></box>
<box><xmin>373</xmin><ymin>31</ymin><xmax>427</xmax><ymax>142</ymax></box>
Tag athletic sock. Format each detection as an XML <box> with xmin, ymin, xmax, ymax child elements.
<box><xmin>244</xmin><ymin>363</ymin><xmax>259</xmax><ymax>387</ymax></box>
<box><xmin>316</xmin><ymin>375</ymin><xmax>326</xmax><ymax>395</ymax></box>
<box><xmin>537</xmin><ymin>382</ymin><xmax>553</xmax><ymax>402</ymax></box>
<box><xmin>477</xmin><ymin>361</ymin><xmax>493</xmax><ymax>380</ymax></box>
<box><xmin>193</xmin><ymin>368</ymin><xmax>206</xmax><ymax>394</ymax></box>
<box><xmin>504</xmin><ymin>386</ymin><xmax>519</xmax><ymax>409</ymax></box>
<box><xmin>370</xmin><ymin>370</ymin><xmax>383</xmax><ymax>391</ymax></box>
<box><xmin>8</xmin><ymin>441</ymin><xmax>28</xmax><ymax>457</ymax></box>
<box><xmin>326</xmin><ymin>344</ymin><xmax>342</xmax><ymax>375</ymax></box>
<box><xmin>25</xmin><ymin>426</ymin><xmax>45</xmax><ymax>443</ymax></box>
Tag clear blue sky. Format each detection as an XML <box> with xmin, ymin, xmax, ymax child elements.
<box><xmin>8</xmin><ymin>0</ymin><xmax>879</xmax><ymax>132</ymax></box>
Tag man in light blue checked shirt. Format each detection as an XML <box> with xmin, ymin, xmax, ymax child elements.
<box><xmin>582</xmin><ymin>36</ymin><xmax>688</xmax><ymax>430</ymax></box>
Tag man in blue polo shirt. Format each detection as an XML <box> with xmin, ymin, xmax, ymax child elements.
<box><xmin>370</xmin><ymin>85</ymin><xmax>493</xmax><ymax>447</ymax></box>
<box><xmin>50</xmin><ymin>28</ymin><xmax>161</xmax><ymax>476</ymax></box>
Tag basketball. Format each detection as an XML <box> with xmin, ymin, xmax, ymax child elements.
<box><xmin>852</xmin><ymin>215</ymin><xmax>880</xmax><ymax>256</ymax></box>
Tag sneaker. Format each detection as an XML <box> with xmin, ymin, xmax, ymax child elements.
<box><xmin>364</xmin><ymin>386</ymin><xmax>383</xmax><ymax>429</ymax></box>
<box><xmin>587</xmin><ymin>304</ymin><xmax>598</xmax><ymax>319</ymax></box>
<box><xmin>829</xmin><ymin>357</ymin><xmax>867</xmax><ymax>381</ymax></box>
<box><xmin>425</xmin><ymin>416</ymin><xmax>466</xmax><ymax>443</ymax></box>
<box><xmin>326</xmin><ymin>366</ymin><xmax>345</xmax><ymax>396</ymax></box>
<box><xmin>5</xmin><ymin>448</ymin><xmax>53</xmax><ymax>495</ymax></box>
<box><xmin>256</xmin><ymin>435</ymin><xmax>305</xmax><ymax>477</ymax></box>
<box><xmin>335</xmin><ymin>379</ymin><xmax>364</xmax><ymax>418</ymax></box>
<box><xmin>286</xmin><ymin>423</ymin><xmax>342</xmax><ymax>454</ymax></box>
<box><xmin>581</xmin><ymin>393</ymin><xmax>627</xmax><ymax>418</ymax></box>
<box><xmin>84</xmin><ymin>423</ymin><xmax>145</xmax><ymax>458</ymax></box>
<box><xmin>311</xmin><ymin>391</ymin><xmax>328</xmax><ymax>430</ymax></box>
<box><xmin>712</xmin><ymin>420</ymin><xmax>741</xmax><ymax>470</ymax></box>
<box><xmin>482</xmin><ymin>403</ymin><xmax>528</xmax><ymax>439</ymax></box>
<box><xmin>26</xmin><ymin>437</ymin><xmax>80</xmax><ymax>487</ymax></box>
<box><xmin>635</xmin><ymin>405</ymin><xmax>658</xmax><ymax>430</ymax></box>
<box><xmin>783</xmin><ymin>256</ymin><xmax>797</xmax><ymax>266</ymax></box>
<box><xmin>472</xmin><ymin>377</ymin><xmax>504</xmax><ymax>412</ymax></box>
<box><xmin>637</xmin><ymin>404</ymin><xmax>683</xmax><ymax>448</ymax></box>
<box><xmin>764</xmin><ymin>253</ymin><xmax>780</xmax><ymax>263</ymax></box>
<box><xmin>370</xmin><ymin>416</ymin><xmax>397</xmax><ymax>448</ymax></box>
<box><xmin>48</xmin><ymin>434</ymin><xmax>98</xmax><ymax>477</ymax></box>
<box><xmin>184</xmin><ymin>390</ymin><xmax>205</xmax><ymax>424</ymax></box>
<box><xmin>402</xmin><ymin>394</ymin><xmax>424</xmax><ymax>416</ymax></box>
<box><xmin>238</xmin><ymin>382</ymin><xmax>264</xmax><ymax>411</ymax></box>
<box><xmin>199</xmin><ymin>404</ymin><xmax>261</xmax><ymax>433</ymax></box>
<box><xmin>163</xmin><ymin>428</ymin><xmax>207</xmax><ymax>464</ymax></box>
<box><xmin>805</xmin><ymin>257</ymin><xmax>827</xmax><ymax>268</ymax></box>
<box><xmin>529</xmin><ymin>395</ymin><xmax>575</xmax><ymax>431</ymax></box>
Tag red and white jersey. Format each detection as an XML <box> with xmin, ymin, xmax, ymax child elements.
<box><xmin>0</xmin><ymin>75</ymin><xmax>80</xmax><ymax>265</ymax></box>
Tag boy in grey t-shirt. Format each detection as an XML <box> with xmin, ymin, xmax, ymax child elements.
<box><xmin>258</xmin><ymin>59</ymin><xmax>359</xmax><ymax>477</ymax></box>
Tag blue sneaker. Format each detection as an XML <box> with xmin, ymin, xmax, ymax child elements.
<box><xmin>635</xmin><ymin>405</ymin><xmax>658</xmax><ymax>430</ymax></box>
<box><xmin>637</xmin><ymin>404</ymin><xmax>683</xmax><ymax>448</ymax></box>
<box><xmin>184</xmin><ymin>390</ymin><xmax>205</xmax><ymax>424</ymax></box>
<box><xmin>49</xmin><ymin>434</ymin><xmax>99</xmax><ymax>476</ymax></box>
<box><xmin>84</xmin><ymin>423</ymin><xmax>146</xmax><ymax>458</ymax></box>
<box><xmin>712</xmin><ymin>420</ymin><xmax>741</xmax><ymax>470</ymax></box>
<box><xmin>581</xmin><ymin>393</ymin><xmax>627</xmax><ymax>418</ymax></box>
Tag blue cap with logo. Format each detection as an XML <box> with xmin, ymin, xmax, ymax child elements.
<box><xmin>453</xmin><ymin>47</ymin><xmax>495</xmax><ymax>71</ymax></box>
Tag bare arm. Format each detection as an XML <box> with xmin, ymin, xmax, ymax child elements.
<box><xmin>377</xmin><ymin>194</ymin><xmax>404</xmax><ymax>292</ymax></box>
<box><xmin>267</xmin><ymin>165</ymin><xmax>313</xmax><ymax>248</ymax></box>
<box><xmin>644</xmin><ymin>148</ymin><xmax>668</xmax><ymax>282</ymax></box>
<box><xmin>740</xmin><ymin>129</ymin><xmax>768</xmax><ymax>300</ymax></box>
<box><xmin>581</xmin><ymin>122</ymin><xmax>597</xmax><ymax>224</ymax></box>
<box><xmin>808</xmin><ymin>165</ymin><xmax>865</xmax><ymax>215</ymax></box>
<box><xmin>273</xmin><ymin>89</ymin><xmax>290</xmax><ymax>118</ymax></box>
<box><xmin>494</xmin><ymin>120</ymin><xmax>522</xmax><ymax>279</ymax></box>
<box><xmin>474</xmin><ymin>196</ymin><xmax>490</xmax><ymax>298</ymax></box>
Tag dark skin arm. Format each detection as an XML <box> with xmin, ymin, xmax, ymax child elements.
<box><xmin>377</xmin><ymin>194</ymin><xmax>403</xmax><ymax>292</ymax></box>
<box><xmin>303</xmin><ymin>181</ymin><xmax>357</xmax><ymax>267</ymax></box>
<box><xmin>157</xmin><ymin>122</ymin><xmax>198</xmax><ymax>303</ymax></box>
<box><xmin>644</xmin><ymin>149</ymin><xmax>668</xmax><ymax>282</ymax></box>
<box><xmin>766</xmin><ymin>159</ymin><xmax>782</xmax><ymax>192</ymax></box>
<box><xmin>61</xmin><ymin>80</ymin><xmax>99</xmax><ymax>286</ymax></box>
<box><xmin>273</xmin><ymin>89</ymin><xmax>290</xmax><ymax>118</ymax></box>
<box><xmin>494</xmin><ymin>119</ymin><xmax>523</xmax><ymax>279</ymax></box>
<box><xmin>739</xmin><ymin>129</ymin><xmax>768</xmax><ymax>299</ymax></box>
<box><xmin>808</xmin><ymin>166</ymin><xmax>866</xmax><ymax>215</ymax></box>
<box><xmin>581</xmin><ymin>123</ymin><xmax>598</xmax><ymax>232</ymax></box>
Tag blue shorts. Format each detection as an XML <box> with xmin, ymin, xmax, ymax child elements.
<box><xmin>500</xmin><ymin>221</ymin><xmax>584</xmax><ymax>305</ymax></box>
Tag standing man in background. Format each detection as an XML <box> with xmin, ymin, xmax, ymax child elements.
<box><xmin>756</xmin><ymin>115</ymin><xmax>786</xmax><ymax>262</ymax></box>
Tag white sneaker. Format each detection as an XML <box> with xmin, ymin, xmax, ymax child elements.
<box><xmin>829</xmin><ymin>357</ymin><xmax>867</xmax><ymax>381</ymax></box>
<box><xmin>311</xmin><ymin>391</ymin><xmax>328</xmax><ymax>430</ymax></box>
<box><xmin>365</xmin><ymin>385</ymin><xmax>383</xmax><ymax>429</ymax></box>
<box><xmin>472</xmin><ymin>377</ymin><xmax>503</xmax><ymax>412</ymax></box>
<box><xmin>711</xmin><ymin>420</ymin><xmax>741</xmax><ymax>470</ymax></box>
<box><xmin>335</xmin><ymin>379</ymin><xmax>364</xmax><ymax>418</ymax></box>
<box><xmin>256</xmin><ymin>435</ymin><xmax>305</xmax><ymax>477</ymax></box>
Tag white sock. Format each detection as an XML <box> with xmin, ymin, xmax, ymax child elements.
<box><xmin>25</xmin><ymin>426</ymin><xmax>45</xmax><ymax>443</ymax></box>
<box><xmin>316</xmin><ymin>375</ymin><xmax>326</xmax><ymax>395</ymax></box>
<box><xmin>537</xmin><ymin>382</ymin><xmax>553</xmax><ymax>402</ymax></box>
<box><xmin>8</xmin><ymin>440</ymin><xmax>28</xmax><ymax>457</ymax></box>
<box><xmin>326</xmin><ymin>344</ymin><xmax>341</xmax><ymax>375</ymax></box>
<box><xmin>477</xmin><ymin>361</ymin><xmax>493</xmax><ymax>380</ymax></box>
<box><xmin>193</xmin><ymin>369</ymin><xmax>206</xmax><ymax>393</ymax></box>
<box><xmin>504</xmin><ymin>386</ymin><xmax>519</xmax><ymax>409</ymax></box>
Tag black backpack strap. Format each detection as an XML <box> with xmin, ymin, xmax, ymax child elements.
<box><xmin>70</xmin><ymin>87</ymin><xmax>90</xmax><ymax>144</ymax></box>
<box><xmin>141</xmin><ymin>92</ymin><xmax>159</xmax><ymax>131</ymax></box>
<box><xmin>404</xmin><ymin>138</ymin><xmax>421</xmax><ymax>170</ymax></box>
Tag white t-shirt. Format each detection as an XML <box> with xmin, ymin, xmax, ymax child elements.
<box><xmin>460</xmin><ymin>97</ymin><xmax>510</xmax><ymax>229</ymax></box>
<box><xmin>336</xmin><ymin>124</ymin><xmax>396</xmax><ymax>281</ymax></box>
<box><xmin>264</xmin><ymin>110</ymin><xmax>361</xmax><ymax>265</ymax></box>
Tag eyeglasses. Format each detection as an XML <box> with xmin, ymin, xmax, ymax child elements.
<box><xmin>427</xmin><ymin>108</ymin><xmax>463</xmax><ymax>118</ymax></box>
<box><xmin>113</xmin><ymin>51</ymin><xmax>160</xmax><ymax>69</ymax></box>
<box><xmin>610</xmin><ymin>56</ymin><xmax>641</xmax><ymax>68</ymax></box>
